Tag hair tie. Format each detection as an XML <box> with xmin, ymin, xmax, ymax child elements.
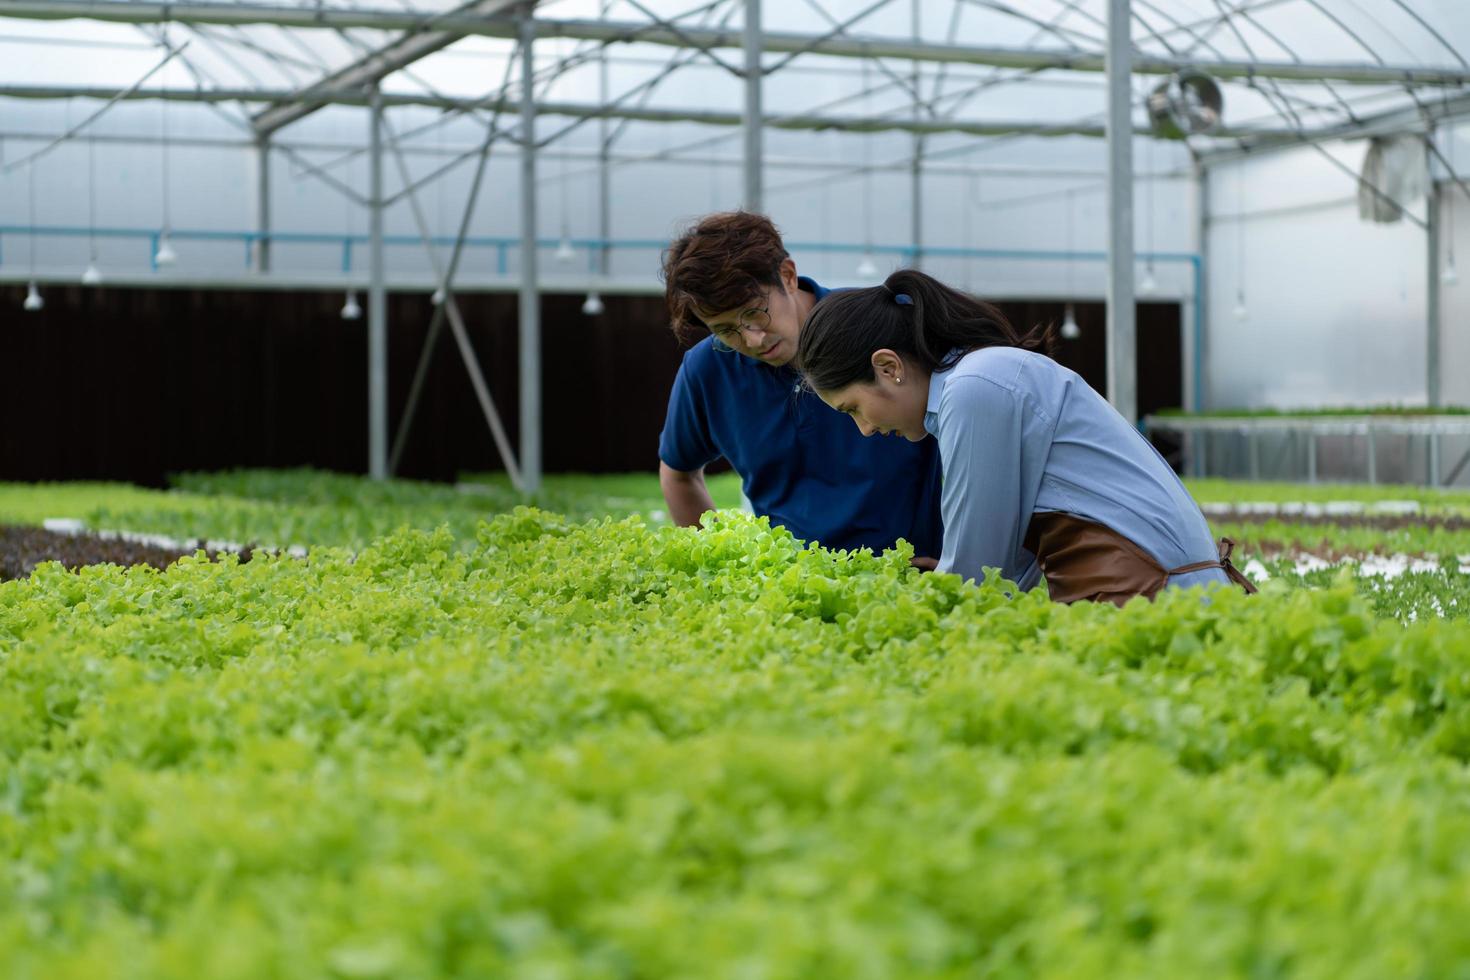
<box><xmin>882</xmin><ymin>283</ymin><xmax>914</xmax><ymax>306</ymax></box>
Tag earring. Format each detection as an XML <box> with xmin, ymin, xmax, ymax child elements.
<box><xmin>895</xmin><ymin>377</ymin><xmax>903</xmax><ymax>384</ymax></box>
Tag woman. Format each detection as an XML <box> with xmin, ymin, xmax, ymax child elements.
<box><xmin>797</xmin><ymin>269</ymin><xmax>1254</xmax><ymax>605</ymax></box>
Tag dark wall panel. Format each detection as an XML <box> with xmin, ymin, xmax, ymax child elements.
<box><xmin>0</xmin><ymin>284</ymin><xmax>1182</xmax><ymax>485</ymax></box>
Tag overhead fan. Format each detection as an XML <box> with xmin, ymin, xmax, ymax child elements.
<box><xmin>1147</xmin><ymin>71</ymin><xmax>1224</xmax><ymax>140</ymax></box>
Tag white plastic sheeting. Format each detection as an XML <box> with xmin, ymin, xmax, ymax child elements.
<box><xmin>1204</xmin><ymin>139</ymin><xmax>1431</xmax><ymax>410</ymax></box>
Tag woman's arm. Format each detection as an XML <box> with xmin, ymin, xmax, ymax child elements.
<box><xmin>935</xmin><ymin>374</ymin><xmax>1043</xmax><ymax>589</ymax></box>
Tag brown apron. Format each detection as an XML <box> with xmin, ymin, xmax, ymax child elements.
<box><xmin>1022</xmin><ymin>512</ymin><xmax>1258</xmax><ymax>607</ymax></box>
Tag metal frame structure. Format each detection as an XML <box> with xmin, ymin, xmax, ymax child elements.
<box><xmin>1145</xmin><ymin>414</ymin><xmax>1470</xmax><ymax>488</ymax></box>
<box><xmin>4</xmin><ymin>0</ymin><xmax>1470</xmax><ymax>489</ymax></box>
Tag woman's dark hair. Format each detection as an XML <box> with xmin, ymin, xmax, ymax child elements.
<box><xmin>661</xmin><ymin>211</ymin><xmax>790</xmax><ymax>343</ymax></box>
<box><xmin>797</xmin><ymin>268</ymin><xmax>1056</xmax><ymax>392</ymax></box>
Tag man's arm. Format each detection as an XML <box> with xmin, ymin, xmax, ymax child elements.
<box><xmin>660</xmin><ymin>461</ymin><xmax>717</xmax><ymax>528</ymax></box>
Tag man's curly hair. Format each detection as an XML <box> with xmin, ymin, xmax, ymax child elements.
<box><xmin>661</xmin><ymin>211</ymin><xmax>790</xmax><ymax>344</ymax></box>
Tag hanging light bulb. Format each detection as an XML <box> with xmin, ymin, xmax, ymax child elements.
<box><xmin>1060</xmin><ymin>303</ymin><xmax>1081</xmax><ymax>340</ymax></box>
<box><xmin>1139</xmin><ymin>264</ymin><xmax>1158</xmax><ymax>294</ymax></box>
<box><xmin>154</xmin><ymin>233</ymin><xmax>178</xmax><ymax>268</ymax></box>
<box><xmin>1232</xmin><ymin>288</ymin><xmax>1249</xmax><ymax>321</ymax></box>
<box><xmin>555</xmin><ymin>144</ymin><xmax>576</xmax><ymax>265</ymax></box>
<box><xmin>23</xmin><ymin>281</ymin><xmax>44</xmax><ymax>312</ymax></box>
<box><xmin>581</xmin><ymin>291</ymin><xmax>605</xmax><ymax>316</ymax></box>
<box><xmin>1062</xmin><ymin>189</ymin><xmax>1079</xmax><ymax>337</ymax></box>
<box><xmin>340</xmin><ymin>289</ymin><xmax>362</xmax><ymax>320</ymax></box>
<box><xmin>431</xmin><ymin>287</ymin><xmax>446</xmax><ymax>306</ymax></box>
<box><xmin>856</xmin><ymin>254</ymin><xmax>879</xmax><ymax>278</ymax></box>
<box><xmin>85</xmin><ymin>131</ymin><xmax>102</xmax><ymax>287</ymax></box>
<box><xmin>1443</xmin><ymin>256</ymin><xmax>1460</xmax><ymax>286</ymax></box>
<box><xmin>156</xmin><ymin>30</ymin><xmax>177</xmax><ymax>272</ymax></box>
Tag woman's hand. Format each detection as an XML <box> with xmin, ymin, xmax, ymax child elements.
<box><xmin>909</xmin><ymin>556</ymin><xmax>939</xmax><ymax>572</ymax></box>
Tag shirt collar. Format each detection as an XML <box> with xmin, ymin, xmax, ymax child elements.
<box><xmin>923</xmin><ymin>359</ymin><xmax>958</xmax><ymax>437</ymax></box>
<box><xmin>797</xmin><ymin>275</ymin><xmax>829</xmax><ymax>300</ymax></box>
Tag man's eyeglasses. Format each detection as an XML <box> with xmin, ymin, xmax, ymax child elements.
<box><xmin>710</xmin><ymin>302</ymin><xmax>772</xmax><ymax>352</ymax></box>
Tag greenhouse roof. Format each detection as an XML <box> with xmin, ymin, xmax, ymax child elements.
<box><xmin>1</xmin><ymin>0</ymin><xmax>1469</xmax><ymax>159</ymax></box>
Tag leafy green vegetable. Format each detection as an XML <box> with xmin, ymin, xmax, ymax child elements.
<box><xmin>1186</xmin><ymin>478</ymin><xmax>1470</xmax><ymax>516</ymax></box>
<box><xmin>5</xmin><ymin>509</ymin><xmax>1470</xmax><ymax>976</ymax></box>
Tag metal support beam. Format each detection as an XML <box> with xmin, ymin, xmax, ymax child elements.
<box><xmin>1448</xmin><ymin>448</ymin><xmax>1470</xmax><ymax>487</ymax></box>
<box><xmin>251</xmin><ymin>0</ymin><xmax>524</xmax><ymax>136</ymax></box>
<box><xmin>910</xmin><ymin>153</ymin><xmax>923</xmax><ymax>269</ymax></box>
<box><xmin>1179</xmin><ymin>272</ymin><xmax>1197</xmax><ymax>463</ymax></box>
<box><xmin>255</xmin><ymin>136</ymin><xmax>270</xmax><ymax>272</ymax></box>
<box><xmin>1187</xmin><ymin>160</ymin><xmax>1208</xmax><ymax>478</ymax></box>
<box><xmin>383</xmin><ymin>111</ymin><xmax>523</xmax><ymax>487</ymax></box>
<box><xmin>598</xmin><ymin>3</ymin><xmax>611</xmax><ymax>280</ymax></box>
<box><xmin>1104</xmin><ymin>0</ymin><xmax>1136</xmax><ymax>424</ymax></box>
<box><xmin>1428</xmin><ymin>173</ymin><xmax>1443</xmax><ymax>408</ymax></box>
<box><xmin>368</xmin><ymin>86</ymin><xmax>388</xmax><ymax>480</ymax></box>
<box><xmin>12</xmin><ymin>3</ymin><xmax>1470</xmax><ymax>86</ymax></box>
<box><xmin>1180</xmin><ymin>173</ymin><xmax>1201</xmax><ymax>459</ymax></box>
<box><xmin>519</xmin><ymin>12</ymin><xmax>542</xmax><ymax>495</ymax></box>
<box><xmin>742</xmin><ymin>0</ymin><xmax>761</xmax><ymax>211</ymax></box>
<box><xmin>389</xmin><ymin>53</ymin><xmax>524</xmax><ymax>482</ymax></box>
<box><xmin>909</xmin><ymin>0</ymin><xmax>921</xmax><ymax>270</ymax></box>
<box><xmin>0</xmin><ymin>124</ymin><xmax>1214</xmax><ymax>181</ymax></box>
<box><xmin>1204</xmin><ymin>89</ymin><xmax>1470</xmax><ymax>165</ymax></box>
<box><xmin>0</xmin><ymin>83</ymin><xmax>1294</xmax><ymax>142</ymax></box>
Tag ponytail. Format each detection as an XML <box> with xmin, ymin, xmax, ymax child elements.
<box><xmin>797</xmin><ymin>269</ymin><xmax>1056</xmax><ymax>393</ymax></box>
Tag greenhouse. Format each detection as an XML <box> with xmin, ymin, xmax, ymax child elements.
<box><xmin>4</xmin><ymin>1</ymin><xmax>1470</xmax><ymax>976</ymax></box>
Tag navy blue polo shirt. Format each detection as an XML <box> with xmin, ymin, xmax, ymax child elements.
<box><xmin>658</xmin><ymin>276</ymin><xmax>945</xmax><ymax>557</ymax></box>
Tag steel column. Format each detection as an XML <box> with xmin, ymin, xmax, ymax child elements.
<box><xmin>598</xmin><ymin>0</ymin><xmax>612</xmax><ymax>279</ymax></box>
<box><xmin>1428</xmin><ymin>174</ymin><xmax>1443</xmax><ymax>408</ymax></box>
<box><xmin>742</xmin><ymin>0</ymin><xmax>762</xmax><ymax>211</ymax></box>
<box><xmin>519</xmin><ymin>12</ymin><xmax>543</xmax><ymax>494</ymax></box>
<box><xmin>256</xmin><ymin>136</ymin><xmax>271</xmax><ymax>272</ymax></box>
<box><xmin>1192</xmin><ymin>162</ymin><xmax>1210</xmax><ymax>476</ymax></box>
<box><xmin>368</xmin><ymin>86</ymin><xmax>388</xmax><ymax>480</ymax></box>
<box><xmin>1105</xmin><ymin>0</ymin><xmax>1136</xmax><ymax>424</ymax></box>
<box><xmin>910</xmin><ymin>0</ymin><xmax>922</xmax><ymax>269</ymax></box>
<box><xmin>1188</xmin><ymin>163</ymin><xmax>1206</xmax><ymax>415</ymax></box>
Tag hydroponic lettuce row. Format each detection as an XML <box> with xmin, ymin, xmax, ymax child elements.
<box><xmin>5</xmin><ymin>470</ymin><xmax>1468</xmax><ymax>626</ymax></box>
<box><xmin>61</xmin><ymin>469</ymin><xmax>744</xmax><ymax>553</ymax></box>
<box><xmin>4</xmin><ymin>509</ymin><xmax>1470</xmax><ymax>978</ymax></box>
<box><xmin>0</xmin><ymin>525</ymin><xmax>253</xmax><ymax>582</ymax></box>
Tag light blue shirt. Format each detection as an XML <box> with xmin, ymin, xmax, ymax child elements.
<box><xmin>924</xmin><ymin>347</ymin><xmax>1229</xmax><ymax>593</ymax></box>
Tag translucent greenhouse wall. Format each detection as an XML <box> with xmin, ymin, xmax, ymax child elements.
<box><xmin>0</xmin><ymin>94</ymin><xmax>1194</xmax><ymax>299</ymax></box>
<box><xmin>1441</xmin><ymin>136</ymin><xmax>1470</xmax><ymax>409</ymax></box>
<box><xmin>1204</xmin><ymin>131</ymin><xmax>1470</xmax><ymax>412</ymax></box>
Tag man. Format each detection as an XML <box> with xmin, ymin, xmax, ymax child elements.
<box><xmin>658</xmin><ymin>211</ymin><xmax>943</xmax><ymax>560</ymax></box>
